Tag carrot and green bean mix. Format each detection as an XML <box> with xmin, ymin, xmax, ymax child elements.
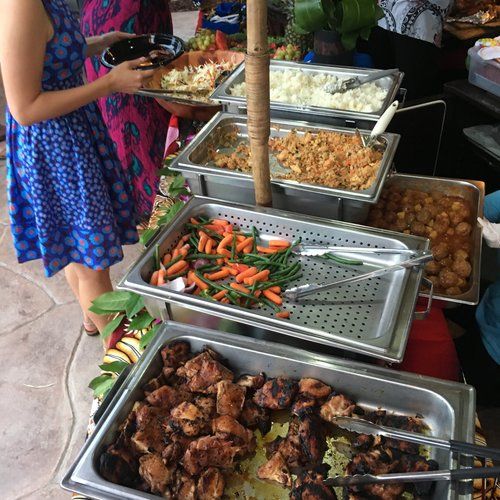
<box><xmin>148</xmin><ymin>216</ymin><xmax>302</xmax><ymax>318</ymax></box>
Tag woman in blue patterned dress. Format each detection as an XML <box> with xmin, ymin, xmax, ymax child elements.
<box><xmin>0</xmin><ymin>0</ymin><xmax>154</xmax><ymax>337</ymax></box>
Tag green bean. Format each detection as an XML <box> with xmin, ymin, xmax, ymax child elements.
<box><xmin>196</xmin><ymin>264</ymin><xmax>221</xmax><ymax>272</ymax></box>
<box><xmin>194</xmin><ymin>271</ymin><xmax>226</xmax><ymax>292</ymax></box>
<box><xmin>186</xmin><ymin>253</ymin><xmax>224</xmax><ymax>261</ymax></box>
<box><xmin>154</xmin><ymin>244</ymin><xmax>161</xmax><ymax>271</ymax></box>
<box><xmin>221</xmin><ymin>284</ymin><xmax>260</xmax><ymax>302</ymax></box>
<box><xmin>231</xmin><ymin>234</ymin><xmax>237</xmax><ymax>260</ymax></box>
<box><xmin>225</xmin><ymin>292</ymin><xmax>240</xmax><ymax>306</ymax></box>
<box><xmin>265</xmin><ymin>273</ymin><xmax>303</xmax><ymax>288</ymax></box>
<box><xmin>166</xmin><ymin>268</ymin><xmax>189</xmax><ymax>280</ymax></box>
<box><xmin>251</xmin><ymin>226</ymin><xmax>258</xmax><ymax>253</ymax></box>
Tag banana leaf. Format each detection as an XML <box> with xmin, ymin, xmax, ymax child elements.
<box><xmin>337</xmin><ymin>0</ymin><xmax>383</xmax><ymax>50</ymax></box>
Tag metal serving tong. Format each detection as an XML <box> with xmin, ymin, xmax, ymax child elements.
<box><xmin>284</xmin><ymin>250</ymin><xmax>432</xmax><ymax>301</ymax></box>
<box><xmin>293</xmin><ymin>244</ymin><xmax>418</xmax><ymax>257</ymax></box>
<box><xmin>323</xmin><ymin>416</ymin><xmax>500</xmax><ymax>487</ymax></box>
<box><xmin>325</xmin><ymin>68</ymin><xmax>399</xmax><ymax>95</ymax></box>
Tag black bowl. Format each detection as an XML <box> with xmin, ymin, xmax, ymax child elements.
<box><xmin>101</xmin><ymin>33</ymin><xmax>185</xmax><ymax>70</ymax></box>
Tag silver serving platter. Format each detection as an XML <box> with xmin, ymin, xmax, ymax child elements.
<box><xmin>61</xmin><ymin>321</ymin><xmax>475</xmax><ymax>500</ymax></box>
<box><xmin>211</xmin><ymin>60</ymin><xmax>403</xmax><ymax>125</ymax></box>
<box><xmin>119</xmin><ymin>196</ymin><xmax>430</xmax><ymax>362</ymax></box>
<box><xmin>378</xmin><ymin>174</ymin><xmax>484</xmax><ymax>306</ymax></box>
<box><xmin>171</xmin><ymin>112</ymin><xmax>400</xmax><ymax>201</ymax></box>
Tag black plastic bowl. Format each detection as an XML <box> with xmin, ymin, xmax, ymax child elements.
<box><xmin>101</xmin><ymin>33</ymin><xmax>185</xmax><ymax>70</ymax></box>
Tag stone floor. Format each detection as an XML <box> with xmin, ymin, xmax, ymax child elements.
<box><xmin>0</xmin><ymin>12</ymin><xmax>196</xmax><ymax>500</ymax></box>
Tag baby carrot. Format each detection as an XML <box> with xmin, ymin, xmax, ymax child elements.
<box><xmin>236</xmin><ymin>266</ymin><xmax>258</xmax><ymax>283</ymax></box>
<box><xmin>212</xmin><ymin>219</ymin><xmax>229</xmax><ymax>227</ymax></box>
<box><xmin>219</xmin><ymin>248</ymin><xmax>232</xmax><ymax>258</ymax></box>
<box><xmin>263</xmin><ymin>289</ymin><xmax>283</xmax><ymax>305</ymax></box>
<box><xmin>190</xmin><ymin>218</ymin><xmax>200</xmax><ymax>225</ymax></box>
<box><xmin>187</xmin><ymin>270</ymin><xmax>195</xmax><ymax>285</ymax></box>
<box><xmin>167</xmin><ymin>259</ymin><xmax>188</xmax><ymax>276</ymax></box>
<box><xmin>175</xmin><ymin>235</ymin><xmax>190</xmax><ymax>249</ymax></box>
<box><xmin>257</xmin><ymin>246</ymin><xmax>282</xmax><ymax>254</ymax></box>
<box><xmin>245</xmin><ymin>269</ymin><xmax>270</xmax><ymax>285</ymax></box>
<box><xmin>205</xmin><ymin>238</ymin><xmax>214</xmax><ymax>254</ymax></box>
<box><xmin>230</xmin><ymin>282</ymin><xmax>251</xmax><ymax>294</ymax></box>
<box><xmin>193</xmin><ymin>274</ymin><xmax>209</xmax><ymax>290</ymax></box>
<box><xmin>198</xmin><ymin>232</ymin><xmax>208</xmax><ymax>252</ymax></box>
<box><xmin>243</xmin><ymin>245</ymin><xmax>251</xmax><ymax>254</ymax></box>
<box><xmin>276</xmin><ymin>311</ymin><xmax>290</xmax><ymax>319</ymax></box>
<box><xmin>205</xmin><ymin>224</ymin><xmax>225</xmax><ymax>233</ymax></box>
<box><xmin>228</xmin><ymin>262</ymin><xmax>249</xmax><ymax>273</ymax></box>
<box><xmin>269</xmin><ymin>240</ymin><xmax>291</xmax><ymax>248</ymax></box>
<box><xmin>236</xmin><ymin>234</ymin><xmax>246</xmax><ymax>242</ymax></box>
<box><xmin>224</xmin><ymin>266</ymin><xmax>239</xmax><ymax>276</ymax></box>
<box><xmin>268</xmin><ymin>286</ymin><xmax>281</xmax><ymax>293</ymax></box>
<box><xmin>206</xmin><ymin>268</ymin><xmax>230</xmax><ymax>281</ymax></box>
<box><xmin>162</xmin><ymin>253</ymin><xmax>172</xmax><ymax>265</ymax></box>
<box><xmin>254</xmin><ymin>290</ymin><xmax>262</xmax><ymax>298</ymax></box>
<box><xmin>217</xmin><ymin>234</ymin><xmax>233</xmax><ymax>253</ymax></box>
<box><xmin>157</xmin><ymin>269</ymin><xmax>167</xmax><ymax>286</ymax></box>
<box><xmin>150</xmin><ymin>270</ymin><xmax>159</xmax><ymax>286</ymax></box>
<box><xmin>237</xmin><ymin>237</ymin><xmax>254</xmax><ymax>252</ymax></box>
<box><xmin>172</xmin><ymin>248</ymin><xmax>180</xmax><ymax>258</ymax></box>
<box><xmin>213</xmin><ymin>290</ymin><xmax>228</xmax><ymax>300</ymax></box>
<box><xmin>221</xmin><ymin>297</ymin><xmax>230</xmax><ymax>304</ymax></box>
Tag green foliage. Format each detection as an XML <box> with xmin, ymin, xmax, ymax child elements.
<box><xmin>89</xmin><ymin>373</ymin><xmax>115</xmax><ymax>398</ymax></box>
<box><xmin>139</xmin><ymin>323</ymin><xmax>160</xmax><ymax>349</ymax></box>
<box><xmin>100</xmin><ymin>314</ymin><xmax>125</xmax><ymax>340</ymax></box>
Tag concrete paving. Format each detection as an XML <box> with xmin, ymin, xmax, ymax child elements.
<box><xmin>0</xmin><ymin>12</ymin><xmax>198</xmax><ymax>500</ymax></box>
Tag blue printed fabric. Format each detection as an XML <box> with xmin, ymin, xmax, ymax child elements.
<box><xmin>6</xmin><ymin>0</ymin><xmax>138</xmax><ymax>277</ymax></box>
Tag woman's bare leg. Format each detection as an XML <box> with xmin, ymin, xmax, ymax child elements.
<box><xmin>70</xmin><ymin>263</ymin><xmax>113</xmax><ymax>335</ymax></box>
<box><xmin>64</xmin><ymin>264</ymin><xmax>80</xmax><ymax>300</ymax></box>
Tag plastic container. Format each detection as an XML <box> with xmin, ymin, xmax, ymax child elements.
<box><xmin>468</xmin><ymin>45</ymin><xmax>500</xmax><ymax>97</ymax></box>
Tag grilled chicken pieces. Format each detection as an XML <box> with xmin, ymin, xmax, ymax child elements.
<box><xmin>102</xmin><ymin>341</ymin><xmax>433</xmax><ymax>500</ymax></box>
<box><xmin>253</xmin><ymin>377</ymin><xmax>299</xmax><ymax>410</ymax></box>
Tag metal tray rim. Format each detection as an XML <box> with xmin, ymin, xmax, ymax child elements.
<box><xmin>61</xmin><ymin>321</ymin><xmax>475</xmax><ymax>500</ymax></box>
<box><xmin>170</xmin><ymin>112</ymin><xmax>401</xmax><ymax>202</ymax></box>
<box><xmin>119</xmin><ymin>195</ymin><xmax>430</xmax><ymax>362</ymax></box>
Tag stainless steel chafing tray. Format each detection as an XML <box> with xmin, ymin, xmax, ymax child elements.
<box><xmin>210</xmin><ymin>60</ymin><xmax>404</xmax><ymax>128</ymax></box>
<box><xmin>170</xmin><ymin>112</ymin><xmax>400</xmax><ymax>223</ymax></box>
<box><xmin>376</xmin><ymin>174</ymin><xmax>484</xmax><ymax>306</ymax></box>
<box><xmin>61</xmin><ymin>321</ymin><xmax>475</xmax><ymax>500</ymax></box>
<box><xmin>119</xmin><ymin>196</ymin><xmax>430</xmax><ymax>363</ymax></box>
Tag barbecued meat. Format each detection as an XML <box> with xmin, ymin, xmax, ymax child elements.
<box><xmin>216</xmin><ymin>380</ymin><xmax>246</xmax><ymax>418</ymax></box>
<box><xmin>298</xmin><ymin>378</ymin><xmax>332</xmax><ymax>400</ymax></box>
<box><xmin>212</xmin><ymin>415</ymin><xmax>256</xmax><ymax>456</ymax></box>
<box><xmin>172</xmin><ymin>469</ymin><xmax>197</xmax><ymax>499</ymax></box>
<box><xmin>177</xmin><ymin>352</ymin><xmax>233</xmax><ymax>394</ymax></box>
<box><xmin>236</xmin><ymin>373</ymin><xmax>266</xmax><ymax>390</ymax></box>
<box><xmin>240</xmin><ymin>398</ymin><xmax>271</xmax><ymax>435</ymax></box>
<box><xmin>347</xmin><ymin>447</ymin><xmax>400</xmax><ymax>476</ymax></box>
<box><xmin>143</xmin><ymin>374</ymin><xmax>165</xmax><ymax>395</ymax></box>
<box><xmin>292</xmin><ymin>395</ymin><xmax>320</xmax><ymax>417</ymax></box>
<box><xmin>99</xmin><ymin>444</ymin><xmax>138</xmax><ymax>487</ymax></box>
<box><xmin>132</xmin><ymin>406</ymin><xmax>171</xmax><ymax>454</ymax></box>
<box><xmin>182</xmin><ymin>435</ymin><xmax>242</xmax><ymax>475</ymax></box>
<box><xmin>161</xmin><ymin>340</ymin><xmax>191</xmax><ymax>368</ymax></box>
<box><xmin>354</xmin><ymin>483</ymin><xmax>405</xmax><ymax>500</ymax></box>
<box><xmin>257</xmin><ymin>451</ymin><xmax>292</xmax><ymax>487</ymax></box>
<box><xmin>319</xmin><ymin>393</ymin><xmax>356</xmax><ymax>421</ymax></box>
<box><xmin>197</xmin><ymin>467</ymin><xmax>225</xmax><ymax>499</ymax></box>
<box><xmin>138</xmin><ymin>453</ymin><xmax>175</xmax><ymax>494</ymax></box>
<box><xmin>400</xmin><ymin>453</ymin><xmax>439</xmax><ymax>473</ymax></box>
<box><xmin>162</xmin><ymin>366</ymin><xmax>176</xmax><ymax>381</ymax></box>
<box><xmin>162</xmin><ymin>440</ymin><xmax>184</xmax><ymax>464</ymax></box>
<box><xmin>290</xmin><ymin>471</ymin><xmax>337</xmax><ymax>500</ymax></box>
<box><xmin>145</xmin><ymin>385</ymin><xmax>180</xmax><ymax>409</ymax></box>
<box><xmin>169</xmin><ymin>402</ymin><xmax>206</xmax><ymax>437</ymax></box>
<box><xmin>298</xmin><ymin>415</ymin><xmax>327</xmax><ymax>465</ymax></box>
<box><xmin>194</xmin><ymin>395</ymin><xmax>217</xmax><ymax>420</ymax></box>
<box><xmin>253</xmin><ymin>377</ymin><xmax>298</xmax><ymax>409</ymax></box>
<box><xmin>353</xmin><ymin>433</ymin><xmax>419</xmax><ymax>455</ymax></box>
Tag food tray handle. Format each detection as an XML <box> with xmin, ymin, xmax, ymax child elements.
<box><xmin>415</xmin><ymin>277</ymin><xmax>433</xmax><ymax>320</ymax></box>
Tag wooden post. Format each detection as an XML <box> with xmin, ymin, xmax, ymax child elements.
<box><xmin>246</xmin><ymin>0</ymin><xmax>272</xmax><ymax>207</ymax></box>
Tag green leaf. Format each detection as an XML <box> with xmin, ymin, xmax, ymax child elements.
<box><xmin>100</xmin><ymin>314</ymin><xmax>125</xmax><ymax>340</ymax></box>
<box><xmin>99</xmin><ymin>361</ymin><xmax>129</xmax><ymax>374</ymax></box>
<box><xmin>168</xmin><ymin>175</ymin><xmax>189</xmax><ymax>197</ymax></box>
<box><xmin>140</xmin><ymin>228</ymin><xmax>157</xmax><ymax>246</ymax></box>
<box><xmin>157</xmin><ymin>201</ymin><xmax>185</xmax><ymax>227</ymax></box>
<box><xmin>88</xmin><ymin>304</ymin><xmax>111</xmax><ymax>316</ymax></box>
<box><xmin>139</xmin><ymin>323</ymin><xmax>160</xmax><ymax>349</ymax></box>
<box><xmin>128</xmin><ymin>311</ymin><xmax>154</xmax><ymax>331</ymax></box>
<box><xmin>158</xmin><ymin>166</ymin><xmax>173</xmax><ymax>177</ymax></box>
<box><xmin>92</xmin><ymin>291</ymin><xmax>136</xmax><ymax>312</ymax></box>
<box><xmin>294</xmin><ymin>0</ymin><xmax>331</xmax><ymax>32</ymax></box>
<box><xmin>89</xmin><ymin>374</ymin><xmax>116</xmax><ymax>398</ymax></box>
<box><xmin>125</xmin><ymin>293</ymin><xmax>144</xmax><ymax>318</ymax></box>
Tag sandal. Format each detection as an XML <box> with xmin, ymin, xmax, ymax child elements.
<box><xmin>83</xmin><ymin>316</ymin><xmax>99</xmax><ymax>336</ymax></box>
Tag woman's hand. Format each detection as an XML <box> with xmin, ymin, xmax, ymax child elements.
<box><xmin>105</xmin><ymin>58</ymin><xmax>155</xmax><ymax>94</ymax></box>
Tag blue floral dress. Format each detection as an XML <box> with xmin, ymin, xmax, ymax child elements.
<box><xmin>6</xmin><ymin>0</ymin><xmax>138</xmax><ymax>277</ymax></box>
